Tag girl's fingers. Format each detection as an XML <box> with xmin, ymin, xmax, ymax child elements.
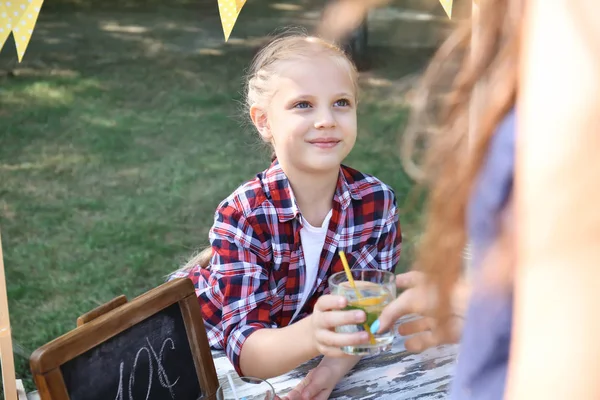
<box><xmin>314</xmin><ymin>390</ymin><xmax>331</xmax><ymax>400</ymax></box>
<box><xmin>313</xmin><ymin>294</ymin><xmax>348</xmax><ymax>312</ymax></box>
<box><xmin>404</xmin><ymin>331</ymin><xmax>438</xmax><ymax>353</ymax></box>
<box><xmin>376</xmin><ymin>288</ymin><xmax>425</xmax><ymax>333</ymax></box>
<box><xmin>314</xmin><ymin>330</ymin><xmax>369</xmax><ymax>354</ymax></box>
<box><xmin>285</xmin><ymin>373</ymin><xmax>312</xmax><ymax>400</ymax></box>
<box><xmin>397</xmin><ymin>317</ymin><xmax>435</xmax><ymax>337</ymax></box>
<box><xmin>317</xmin><ymin>309</ymin><xmax>366</xmax><ymax>329</ymax></box>
<box><xmin>395</xmin><ymin>270</ymin><xmax>425</xmax><ymax>289</ymax></box>
<box><xmin>316</xmin><ymin>329</ymin><xmax>370</xmax><ymax>347</ymax></box>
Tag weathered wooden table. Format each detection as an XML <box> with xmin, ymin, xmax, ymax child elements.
<box><xmin>212</xmin><ymin>334</ymin><xmax>458</xmax><ymax>399</ymax></box>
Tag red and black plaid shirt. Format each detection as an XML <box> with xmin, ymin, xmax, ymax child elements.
<box><xmin>170</xmin><ymin>160</ymin><xmax>402</xmax><ymax>375</ymax></box>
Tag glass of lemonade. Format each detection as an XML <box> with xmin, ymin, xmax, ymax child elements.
<box><xmin>328</xmin><ymin>269</ymin><xmax>396</xmax><ymax>356</ymax></box>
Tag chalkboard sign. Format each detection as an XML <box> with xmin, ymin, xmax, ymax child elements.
<box><xmin>29</xmin><ymin>278</ymin><xmax>219</xmax><ymax>400</ymax></box>
<box><xmin>61</xmin><ymin>302</ymin><xmax>201</xmax><ymax>400</ymax></box>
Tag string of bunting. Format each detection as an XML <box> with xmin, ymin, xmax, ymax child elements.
<box><xmin>0</xmin><ymin>0</ymin><xmax>44</xmax><ymax>62</ymax></box>
<box><xmin>218</xmin><ymin>0</ymin><xmax>452</xmax><ymax>42</ymax></box>
<box><xmin>0</xmin><ymin>0</ymin><xmax>451</xmax><ymax>57</ymax></box>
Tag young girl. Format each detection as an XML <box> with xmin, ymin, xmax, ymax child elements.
<box><xmin>170</xmin><ymin>32</ymin><xmax>402</xmax><ymax>397</ymax></box>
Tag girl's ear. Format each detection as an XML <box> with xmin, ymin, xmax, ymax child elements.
<box><xmin>250</xmin><ymin>104</ymin><xmax>271</xmax><ymax>142</ymax></box>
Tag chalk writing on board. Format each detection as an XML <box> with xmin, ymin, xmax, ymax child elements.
<box><xmin>115</xmin><ymin>337</ymin><xmax>181</xmax><ymax>400</ymax></box>
<box><xmin>60</xmin><ymin>302</ymin><xmax>203</xmax><ymax>400</ymax></box>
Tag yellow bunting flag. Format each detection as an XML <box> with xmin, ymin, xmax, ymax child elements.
<box><xmin>439</xmin><ymin>0</ymin><xmax>452</xmax><ymax>18</ymax></box>
<box><xmin>217</xmin><ymin>0</ymin><xmax>451</xmax><ymax>42</ymax></box>
<box><xmin>0</xmin><ymin>0</ymin><xmax>44</xmax><ymax>62</ymax></box>
<box><xmin>234</xmin><ymin>0</ymin><xmax>246</xmax><ymax>13</ymax></box>
<box><xmin>218</xmin><ymin>0</ymin><xmax>246</xmax><ymax>42</ymax></box>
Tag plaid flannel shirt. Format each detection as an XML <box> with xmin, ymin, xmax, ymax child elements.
<box><xmin>170</xmin><ymin>160</ymin><xmax>402</xmax><ymax>375</ymax></box>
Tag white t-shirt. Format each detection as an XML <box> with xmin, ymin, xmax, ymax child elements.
<box><xmin>290</xmin><ymin>209</ymin><xmax>333</xmax><ymax>323</ymax></box>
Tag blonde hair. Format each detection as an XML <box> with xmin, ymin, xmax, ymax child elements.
<box><xmin>173</xmin><ymin>30</ymin><xmax>359</xmax><ymax>275</ymax></box>
<box><xmin>245</xmin><ymin>30</ymin><xmax>359</xmax><ymax>113</ymax></box>
<box><xmin>179</xmin><ymin>247</ymin><xmax>213</xmax><ymax>272</ymax></box>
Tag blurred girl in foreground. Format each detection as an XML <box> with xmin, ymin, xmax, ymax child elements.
<box><xmin>319</xmin><ymin>0</ymin><xmax>600</xmax><ymax>398</ymax></box>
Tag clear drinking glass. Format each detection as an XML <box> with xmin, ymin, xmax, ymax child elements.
<box><xmin>329</xmin><ymin>269</ymin><xmax>396</xmax><ymax>355</ymax></box>
<box><xmin>216</xmin><ymin>376</ymin><xmax>277</xmax><ymax>400</ymax></box>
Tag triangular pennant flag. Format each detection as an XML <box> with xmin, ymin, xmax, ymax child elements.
<box><xmin>12</xmin><ymin>0</ymin><xmax>44</xmax><ymax>62</ymax></box>
<box><xmin>218</xmin><ymin>0</ymin><xmax>245</xmax><ymax>42</ymax></box>
<box><xmin>439</xmin><ymin>0</ymin><xmax>452</xmax><ymax>19</ymax></box>
<box><xmin>234</xmin><ymin>0</ymin><xmax>245</xmax><ymax>13</ymax></box>
<box><xmin>0</xmin><ymin>0</ymin><xmax>44</xmax><ymax>62</ymax></box>
<box><xmin>0</xmin><ymin>3</ymin><xmax>12</xmax><ymax>54</ymax></box>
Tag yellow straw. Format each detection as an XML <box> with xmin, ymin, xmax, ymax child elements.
<box><xmin>338</xmin><ymin>251</ymin><xmax>376</xmax><ymax>345</ymax></box>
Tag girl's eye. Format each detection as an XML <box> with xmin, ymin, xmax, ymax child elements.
<box><xmin>294</xmin><ymin>101</ymin><xmax>311</xmax><ymax>109</ymax></box>
<box><xmin>335</xmin><ymin>98</ymin><xmax>351</xmax><ymax>107</ymax></box>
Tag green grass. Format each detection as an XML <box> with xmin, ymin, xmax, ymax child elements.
<box><xmin>0</xmin><ymin>0</ymin><xmax>447</xmax><ymax>395</ymax></box>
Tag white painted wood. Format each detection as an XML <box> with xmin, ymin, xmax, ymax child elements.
<box><xmin>212</xmin><ymin>333</ymin><xmax>458</xmax><ymax>399</ymax></box>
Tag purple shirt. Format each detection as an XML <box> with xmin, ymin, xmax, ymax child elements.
<box><xmin>449</xmin><ymin>109</ymin><xmax>516</xmax><ymax>399</ymax></box>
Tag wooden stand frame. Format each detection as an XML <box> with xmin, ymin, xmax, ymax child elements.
<box><xmin>29</xmin><ymin>278</ymin><xmax>219</xmax><ymax>400</ymax></box>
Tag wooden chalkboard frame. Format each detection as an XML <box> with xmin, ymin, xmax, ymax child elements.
<box><xmin>29</xmin><ymin>278</ymin><xmax>219</xmax><ymax>400</ymax></box>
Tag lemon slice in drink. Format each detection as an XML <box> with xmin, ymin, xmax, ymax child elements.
<box><xmin>350</xmin><ymin>295</ymin><xmax>386</xmax><ymax>307</ymax></box>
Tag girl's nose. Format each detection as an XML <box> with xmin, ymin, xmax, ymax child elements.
<box><xmin>314</xmin><ymin>108</ymin><xmax>336</xmax><ymax>129</ymax></box>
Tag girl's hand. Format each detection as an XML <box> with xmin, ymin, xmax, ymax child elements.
<box><xmin>310</xmin><ymin>295</ymin><xmax>370</xmax><ymax>357</ymax></box>
<box><xmin>282</xmin><ymin>363</ymin><xmax>338</xmax><ymax>400</ymax></box>
<box><xmin>376</xmin><ymin>271</ymin><xmax>465</xmax><ymax>352</ymax></box>
<box><xmin>282</xmin><ymin>356</ymin><xmax>359</xmax><ymax>400</ymax></box>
